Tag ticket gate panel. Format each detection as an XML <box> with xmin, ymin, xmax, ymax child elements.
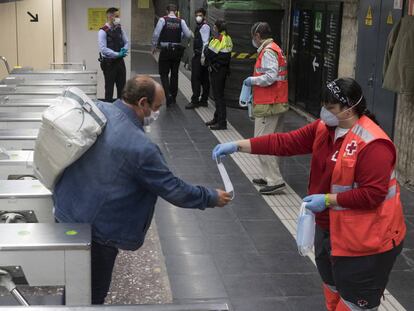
<box><xmin>0</xmin><ymin>223</ymin><xmax>91</xmax><ymax>305</ymax></box>
<box><xmin>0</xmin><ymin>150</ymin><xmax>33</xmax><ymax>179</ymax></box>
<box><xmin>10</xmin><ymin>70</ymin><xmax>97</xmax><ymax>83</ymax></box>
<box><xmin>0</xmin><ymin>180</ymin><xmax>53</xmax><ymax>223</ymax></box>
<box><xmin>1</xmin><ymin>77</ymin><xmax>97</xmax><ymax>88</ymax></box>
<box><xmin>0</xmin><ymin>113</ymin><xmax>42</xmax><ymax>130</ymax></box>
<box><xmin>0</xmin><ymin>251</ymin><xmax>65</xmax><ymax>286</ymax></box>
<box><xmin>0</xmin><ymin>129</ymin><xmax>38</xmax><ymax>150</ymax></box>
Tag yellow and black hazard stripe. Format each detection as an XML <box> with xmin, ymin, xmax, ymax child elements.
<box><xmin>231</xmin><ymin>52</ymin><xmax>257</xmax><ymax>59</ymax></box>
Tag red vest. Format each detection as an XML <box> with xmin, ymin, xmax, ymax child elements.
<box><xmin>314</xmin><ymin>116</ymin><xmax>406</xmax><ymax>257</ymax></box>
<box><xmin>252</xmin><ymin>42</ymin><xmax>288</xmax><ymax>105</ymax></box>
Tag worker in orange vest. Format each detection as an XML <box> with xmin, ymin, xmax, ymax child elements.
<box><xmin>243</xmin><ymin>22</ymin><xmax>289</xmax><ymax>195</ymax></box>
<box><xmin>212</xmin><ymin>77</ymin><xmax>406</xmax><ymax>311</ymax></box>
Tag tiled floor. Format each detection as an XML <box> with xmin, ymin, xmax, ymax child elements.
<box><xmin>133</xmin><ymin>50</ymin><xmax>414</xmax><ymax>310</ymax></box>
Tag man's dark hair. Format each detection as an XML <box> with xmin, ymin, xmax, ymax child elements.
<box><xmin>166</xmin><ymin>4</ymin><xmax>177</xmax><ymax>12</ymax></box>
<box><xmin>251</xmin><ymin>22</ymin><xmax>272</xmax><ymax>39</ymax></box>
<box><xmin>215</xmin><ymin>19</ymin><xmax>227</xmax><ymax>33</ymax></box>
<box><xmin>106</xmin><ymin>7</ymin><xmax>119</xmax><ymax>15</ymax></box>
<box><xmin>195</xmin><ymin>8</ymin><xmax>206</xmax><ymax>16</ymax></box>
<box><xmin>122</xmin><ymin>75</ymin><xmax>156</xmax><ymax>106</ymax></box>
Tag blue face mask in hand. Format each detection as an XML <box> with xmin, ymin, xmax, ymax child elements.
<box><xmin>239</xmin><ymin>84</ymin><xmax>254</xmax><ymax>120</ymax></box>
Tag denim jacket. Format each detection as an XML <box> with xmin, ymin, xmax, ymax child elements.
<box><xmin>54</xmin><ymin>100</ymin><xmax>218</xmax><ymax>250</ymax></box>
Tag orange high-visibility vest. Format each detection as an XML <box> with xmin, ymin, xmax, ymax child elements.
<box><xmin>252</xmin><ymin>42</ymin><xmax>288</xmax><ymax>105</ymax></box>
<box><xmin>314</xmin><ymin>116</ymin><xmax>406</xmax><ymax>257</ymax></box>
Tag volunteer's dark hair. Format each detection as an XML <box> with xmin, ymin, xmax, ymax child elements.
<box><xmin>122</xmin><ymin>75</ymin><xmax>156</xmax><ymax>106</ymax></box>
<box><xmin>167</xmin><ymin>4</ymin><xmax>177</xmax><ymax>12</ymax></box>
<box><xmin>106</xmin><ymin>7</ymin><xmax>119</xmax><ymax>15</ymax></box>
<box><xmin>215</xmin><ymin>19</ymin><xmax>227</xmax><ymax>33</ymax></box>
<box><xmin>195</xmin><ymin>8</ymin><xmax>206</xmax><ymax>16</ymax></box>
<box><xmin>323</xmin><ymin>77</ymin><xmax>378</xmax><ymax>124</ymax></box>
<box><xmin>251</xmin><ymin>22</ymin><xmax>272</xmax><ymax>39</ymax></box>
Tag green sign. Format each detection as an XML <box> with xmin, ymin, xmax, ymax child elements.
<box><xmin>65</xmin><ymin>230</ymin><xmax>78</xmax><ymax>236</ymax></box>
<box><xmin>315</xmin><ymin>12</ymin><xmax>323</xmax><ymax>32</ymax></box>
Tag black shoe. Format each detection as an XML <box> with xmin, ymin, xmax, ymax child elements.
<box><xmin>185</xmin><ymin>102</ymin><xmax>199</xmax><ymax>109</ymax></box>
<box><xmin>199</xmin><ymin>101</ymin><xmax>208</xmax><ymax>107</ymax></box>
<box><xmin>205</xmin><ymin>119</ymin><xmax>217</xmax><ymax>126</ymax></box>
<box><xmin>210</xmin><ymin>124</ymin><xmax>227</xmax><ymax>130</ymax></box>
<box><xmin>252</xmin><ymin>178</ymin><xmax>267</xmax><ymax>186</ymax></box>
<box><xmin>259</xmin><ymin>183</ymin><xmax>286</xmax><ymax>195</ymax></box>
<box><xmin>171</xmin><ymin>97</ymin><xmax>177</xmax><ymax>105</ymax></box>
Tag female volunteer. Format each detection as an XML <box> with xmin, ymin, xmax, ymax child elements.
<box><xmin>212</xmin><ymin>77</ymin><xmax>406</xmax><ymax>311</ymax></box>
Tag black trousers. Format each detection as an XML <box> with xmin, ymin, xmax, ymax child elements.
<box><xmin>158</xmin><ymin>47</ymin><xmax>184</xmax><ymax>102</ymax></box>
<box><xmin>100</xmin><ymin>58</ymin><xmax>126</xmax><ymax>102</ymax></box>
<box><xmin>210</xmin><ymin>66</ymin><xmax>228</xmax><ymax>126</ymax></box>
<box><xmin>91</xmin><ymin>241</ymin><xmax>119</xmax><ymax>304</ymax></box>
<box><xmin>191</xmin><ymin>54</ymin><xmax>210</xmax><ymax>104</ymax></box>
<box><xmin>315</xmin><ymin>225</ymin><xmax>403</xmax><ymax>309</ymax></box>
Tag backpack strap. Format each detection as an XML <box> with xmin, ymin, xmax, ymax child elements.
<box><xmin>63</xmin><ymin>89</ymin><xmax>106</xmax><ymax>127</ymax></box>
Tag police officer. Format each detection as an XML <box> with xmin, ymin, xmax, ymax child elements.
<box><xmin>152</xmin><ymin>4</ymin><xmax>192</xmax><ymax>107</ymax></box>
<box><xmin>204</xmin><ymin>19</ymin><xmax>233</xmax><ymax>130</ymax></box>
<box><xmin>98</xmin><ymin>7</ymin><xmax>129</xmax><ymax>102</ymax></box>
<box><xmin>185</xmin><ymin>8</ymin><xmax>210</xmax><ymax>109</ymax></box>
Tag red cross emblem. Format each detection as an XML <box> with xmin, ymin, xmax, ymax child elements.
<box><xmin>345</xmin><ymin>140</ymin><xmax>358</xmax><ymax>156</ymax></box>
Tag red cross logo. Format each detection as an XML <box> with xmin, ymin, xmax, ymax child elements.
<box><xmin>345</xmin><ymin>140</ymin><xmax>358</xmax><ymax>156</ymax></box>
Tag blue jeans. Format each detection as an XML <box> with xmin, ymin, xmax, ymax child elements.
<box><xmin>91</xmin><ymin>241</ymin><xmax>119</xmax><ymax>304</ymax></box>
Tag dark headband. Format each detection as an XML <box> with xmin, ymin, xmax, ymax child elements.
<box><xmin>326</xmin><ymin>80</ymin><xmax>348</xmax><ymax>106</ymax></box>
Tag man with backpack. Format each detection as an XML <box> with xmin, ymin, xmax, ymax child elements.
<box><xmin>53</xmin><ymin>75</ymin><xmax>232</xmax><ymax>304</ymax></box>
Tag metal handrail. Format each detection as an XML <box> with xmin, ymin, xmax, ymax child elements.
<box><xmin>0</xmin><ymin>56</ymin><xmax>11</xmax><ymax>74</ymax></box>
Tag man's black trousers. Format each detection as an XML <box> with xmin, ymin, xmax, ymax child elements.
<box><xmin>91</xmin><ymin>241</ymin><xmax>119</xmax><ymax>304</ymax></box>
<box><xmin>158</xmin><ymin>47</ymin><xmax>184</xmax><ymax>103</ymax></box>
<box><xmin>191</xmin><ymin>54</ymin><xmax>210</xmax><ymax>104</ymax></box>
<box><xmin>210</xmin><ymin>66</ymin><xmax>228</xmax><ymax>126</ymax></box>
<box><xmin>100</xmin><ymin>58</ymin><xmax>126</xmax><ymax>102</ymax></box>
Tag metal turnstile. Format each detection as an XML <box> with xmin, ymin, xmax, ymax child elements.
<box><xmin>0</xmin><ymin>112</ymin><xmax>42</xmax><ymax>130</ymax></box>
<box><xmin>0</xmin><ymin>149</ymin><xmax>34</xmax><ymax>179</ymax></box>
<box><xmin>0</xmin><ymin>223</ymin><xmax>91</xmax><ymax>305</ymax></box>
<box><xmin>0</xmin><ymin>180</ymin><xmax>52</xmax><ymax>223</ymax></box>
<box><xmin>9</xmin><ymin>69</ymin><xmax>97</xmax><ymax>83</ymax></box>
<box><xmin>0</xmin><ymin>129</ymin><xmax>38</xmax><ymax>150</ymax></box>
<box><xmin>0</xmin><ymin>86</ymin><xmax>97</xmax><ymax>100</ymax></box>
<box><xmin>0</xmin><ymin>97</ymin><xmax>59</xmax><ymax>113</ymax></box>
<box><xmin>1</xmin><ymin>77</ymin><xmax>97</xmax><ymax>94</ymax></box>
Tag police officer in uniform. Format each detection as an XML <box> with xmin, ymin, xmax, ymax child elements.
<box><xmin>98</xmin><ymin>7</ymin><xmax>129</xmax><ymax>102</ymax></box>
<box><xmin>152</xmin><ymin>4</ymin><xmax>192</xmax><ymax>107</ymax></box>
<box><xmin>186</xmin><ymin>8</ymin><xmax>210</xmax><ymax>109</ymax></box>
<box><xmin>204</xmin><ymin>19</ymin><xmax>233</xmax><ymax>130</ymax></box>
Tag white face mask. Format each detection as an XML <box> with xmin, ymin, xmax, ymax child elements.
<box><xmin>195</xmin><ymin>16</ymin><xmax>203</xmax><ymax>24</ymax></box>
<box><xmin>113</xmin><ymin>17</ymin><xmax>121</xmax><ymax>25</ymax></box>
<box><xmin>320</xmin><ymin>95</ymin><xmax>363</xmax><ymax>127</ymax></box>
<box><xmin>143</xmin><ymin>110</ymin><xmax>160</xmax><ymax>126</ymax></box>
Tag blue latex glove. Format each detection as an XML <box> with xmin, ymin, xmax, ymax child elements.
<box><xmin>212</xmin><ymin>142</ymin><xmax>238</xmax><ymax>160</ymax></box>
<box><xmin>303</xmin><ymin>194</ymin><xmax>327</xmax><ymax>213</ymax></box>
<box><xmin>243</xmin><ymin>77</ymin><xmax>253</xmax><ymax>87</ymax></box>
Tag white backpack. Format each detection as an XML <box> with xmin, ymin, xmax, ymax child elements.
<box><xmin>33</xmin><ymin>87</ymin><xmax>107</xmax><ymax>190</ymax></box>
